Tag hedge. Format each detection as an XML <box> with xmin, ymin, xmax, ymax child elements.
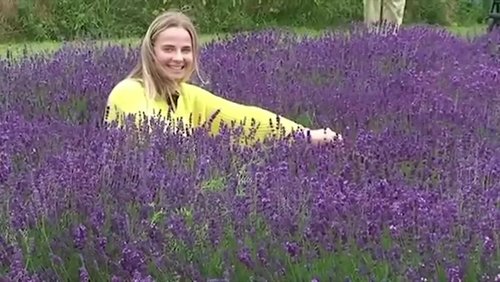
<box><xmin>0</xmin><ymin>0</ymin><xmax>492</xmax><ymax>42</ymax></box>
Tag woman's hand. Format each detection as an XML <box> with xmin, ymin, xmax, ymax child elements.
<box><xmin>307</xmin><ymin>127</ymin><xmax>343</xmax><ymax>145</ymax></box>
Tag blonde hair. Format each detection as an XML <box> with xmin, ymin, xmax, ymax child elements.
<box><xmin>127</xmin><ymin>9</ymin><xmax>202</xmax><ymax>110</ymax></box>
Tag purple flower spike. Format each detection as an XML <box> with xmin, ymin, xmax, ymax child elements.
<box><xmin>73</xmin><ymin>224</ymin><xmax>88</xmax><ymax>250</ymax></box>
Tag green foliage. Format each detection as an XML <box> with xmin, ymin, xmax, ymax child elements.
<box><xmin>0</xmin><ymin>0</ymin><xmax>493</xmax><ymax>42</ymax></box>
<box><xmin>404</xmin><ymin>0</ymin><xmax>488</xmax><ymax>26</ymax></box>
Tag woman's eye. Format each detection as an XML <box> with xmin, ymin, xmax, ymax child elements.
<box><xmin>161</xmin><ymin>46</ymin><xmax>191</xmax><ymax>53</ymax></box>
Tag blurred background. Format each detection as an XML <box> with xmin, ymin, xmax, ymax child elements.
<box><xmin>0</xmin><ymin>0</ymin><xmax>493</xmax><ymax>43</ymax></box>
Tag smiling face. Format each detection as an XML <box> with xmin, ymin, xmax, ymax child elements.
<box><xmin>153</xmin><ymin>27</ymin><xmax>194</xmax><ymax>82</ymax></box>
<box><xmin>129</xmin><ymin>11</ymin><xmax>201</xmax><ymax>100</ymax></box>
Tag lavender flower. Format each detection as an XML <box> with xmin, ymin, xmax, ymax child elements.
<box><xmin>73</xmin><ymin>224</ymin><xmax>88</xmax><ymax>250</ymax></box>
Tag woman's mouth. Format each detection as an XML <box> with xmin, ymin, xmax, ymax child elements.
<box><xmin>167</xmin><ymin>64</ymin><xmax>184</xmax><ymax>70</ymax></box>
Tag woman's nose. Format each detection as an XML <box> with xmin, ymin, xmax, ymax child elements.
<box><xmin>173</xmin><ymin>50</ymin><xmax>183</xmax><ymax>61</ymax></box>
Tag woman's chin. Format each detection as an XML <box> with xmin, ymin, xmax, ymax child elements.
<box><xmin>161</xmin><ymin>72</ymin><xmax>184</xmax><ymax>82</ymax></box>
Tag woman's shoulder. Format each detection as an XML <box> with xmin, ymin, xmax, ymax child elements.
<box><xmin>109</xmin><ymin>78</ymin><xmax>144</xmax><ymax>95</ymax></box>
<box><xmin>107</xmin><ymin>78</ymin><xmax>144</xmax><ymax>102</ymax></box>
<box><xmin>180</xmin><ymin>82</ymin><xmax>217</xmax><ymax>99</ymax></box>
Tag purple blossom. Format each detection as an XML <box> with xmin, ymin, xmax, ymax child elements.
<box><xmin>79</xmin><ymin>266</ymin><xmax>90</xmax><ymax>282</ymax></box>
<box><xmin>237</xmin><ymin>246</ymin><xmax>254</xmax><ymax>269</ymax></box>
<box><xmin>284</xmin><ymin>241</ymin><xmax>301</xmax><ymax>258</ymax></box>
<box><xmin>73</xmin><ymin>223</ymin><xmax>88</xmax><ymax>250</ymax></box>
<box><xmin>119</xmin><ymin>243</ymin><xmax>147</xmax><ymax>276</ymax></box>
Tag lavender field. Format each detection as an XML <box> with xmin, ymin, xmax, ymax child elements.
<box><xmin>0</xmin><ymin>25</ymin><xmax>499</xmax><ymax>281</ymax></box>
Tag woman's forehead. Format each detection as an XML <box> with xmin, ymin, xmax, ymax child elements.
<box><xmin>156</xmin><ymin>27</ymin><xmax>192</xmax><ymax>45</ymax></box>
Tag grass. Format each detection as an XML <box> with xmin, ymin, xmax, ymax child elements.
<box><xmin>448</xmin><ymin>23</ymin><xmax>488</xmax><ymax>36</ymax></box>
<box><xmin>0</xmin><ymin>35</ymin><xmax>215</xmax><ymax>59</ymax></box>
<box><xmin>0</xmin><ymin>27</ymin><xmax>321</xmax><ymax>59</ymax></box>
<box><xmin>0</xmin><ymin>24</ymin><xmax>488</xmax><ymax>60</ymax></box>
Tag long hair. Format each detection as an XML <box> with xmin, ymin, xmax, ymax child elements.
<box><xmin>127</xmin><ymin>9</ymin><xmax>202</xmax><ymax>110</ymax></box>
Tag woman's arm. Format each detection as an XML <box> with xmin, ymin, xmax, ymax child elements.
<box><xmin>103</xmin><ymin>79</ymin><xmax>145</xmax><ymax>128</ymax></box>
<box><xmin>103</xmin><ymin>90</ymin><xmax>125</xmax><ymax>127</ymax></box>
<box><xmin>191</xmin><ymin>85</ymin><xmax>307</xmax><ymax>143</ymax></box>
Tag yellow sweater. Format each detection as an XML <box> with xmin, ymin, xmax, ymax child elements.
<box><xmin>103</xmin><ymin>78</ymin><xmax>305</xmax><ymax>143</ymax></box>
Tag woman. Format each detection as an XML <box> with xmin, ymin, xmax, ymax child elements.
<box><xmin>103</xmin><ymin>9</ymin><xmax>342</xmax><ymax>145</ymax></box>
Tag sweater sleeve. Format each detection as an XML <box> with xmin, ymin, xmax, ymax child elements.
<box><xmin>193</xmin><ymin>86</ymin><xmax>305</xmax><ymax>142</ymax></box>
<box><xmin>103</xmin><ymin>79</ymin><xmax>145</xmax><ymax>128</ymax></box>
<box><xmin>103</xmin><ymin>88</ymin><xmax>125</xmax><ymax>127</ymax></box>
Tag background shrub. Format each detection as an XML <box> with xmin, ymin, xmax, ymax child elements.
<box><xmin>0</xmin><ymin>0</ymin><xmax>492</xmax><ymax>42</ymax></box>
